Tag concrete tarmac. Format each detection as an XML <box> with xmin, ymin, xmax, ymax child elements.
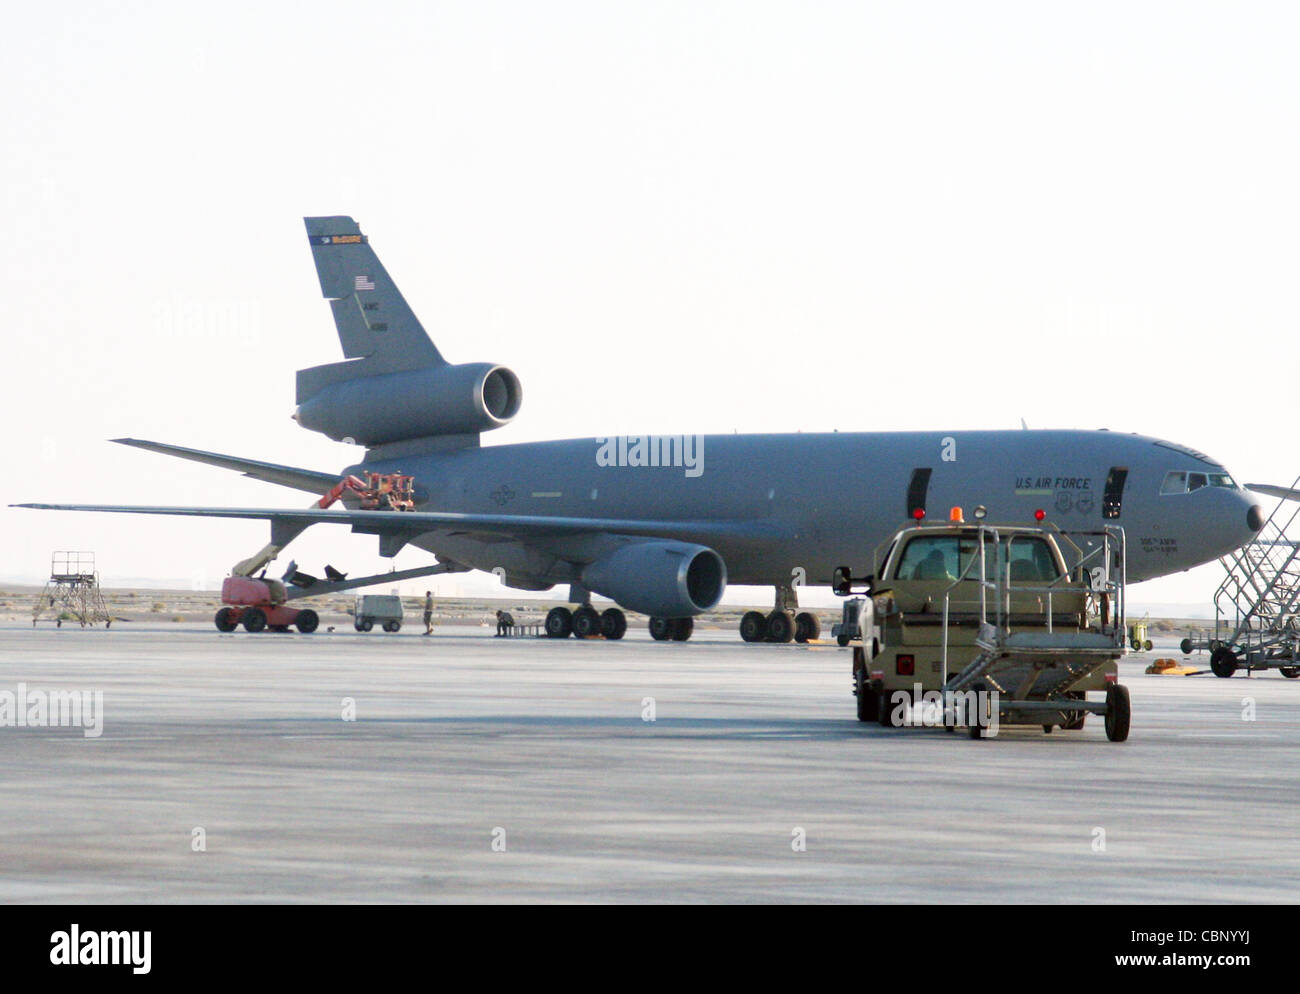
<box><xmin>1</xmin><ymin>624</ymin><xmax>1297</xmax><ymax>903</ymax></box>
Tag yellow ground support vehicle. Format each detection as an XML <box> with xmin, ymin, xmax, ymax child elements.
<box><xmin>1129</xmin><ymin>618</ymin><xmax>1154</xmax><ymax>652</ymax></box>
<box><xmin>834</xmin><ymin>511</ymin><xmax>1131</xmax><ymax>740</ymax></box>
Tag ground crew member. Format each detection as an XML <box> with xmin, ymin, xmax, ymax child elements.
<box><xmin>495</xmin><ymin>610</ymin><xmax>515</xmax><ymax>637</ymax></box>
<box><xmin>423</xmin><ymin>591</ymin><xmax>434</xmax><ymax>635</ymax></box>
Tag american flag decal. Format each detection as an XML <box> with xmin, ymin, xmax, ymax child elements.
<box><xmin>354</xmin><ymin>275</ymin><xmax>375</xmax><ymax>291</ymax></box>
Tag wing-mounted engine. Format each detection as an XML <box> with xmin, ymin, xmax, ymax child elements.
<box><xmin>582</xmin><ymin>540</ymin><xmax>727</xmax><ymax>617</ymax></box>
<box><xmin>295</xmin><ymin>216</ymin><xmax>522</xmax><ymax>455</ymax></box>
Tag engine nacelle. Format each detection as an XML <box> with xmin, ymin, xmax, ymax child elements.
<box><xmin>294</xmin><ymin>362</ymin><xmax>522</xmax><ymax>446</ymax></box>
<box><xmin>582</xmin><ymin>541</ymin><xmax>727</xmax><ymax>617</ymax></box>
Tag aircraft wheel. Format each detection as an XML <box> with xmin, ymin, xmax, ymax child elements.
<box><xmin>739</xmin><ymin>611</ymin><xmax>767</xmax><ymax>642</ymax></box>
<box><xmin>794</xmin><ymin>611</ymin><xmax>821</xmax><ymax>643</ymax></box>
<box><xmin>1280</xmin><ymin>666</ymin><xmax>1300</xmax><ymax>679</ymax></box>
<box><xmin>855</xmin><ymin>671</ymin><xmax>877</xmax><ymax>723</ymax></box>
<box><xmin>544</xmin><ymin>607</ymin><xmax>573</xmax><ymax>638</ymax></box>
<box><xmin>837</xmin><ymin>631</ymin><xmax>851</xmax><ymax>647</ymax></box>
<box><xmin>242</xmin><ymin>607</ymin><xmax>267</xmax><ymax>633</ymax></box>
<box><xmin>572</xmin><ymin>606</ymin><xmax>602</xmax><ymax>638</ymax></box>
<box><xmin>1144</xmin><ymin>639</ymin><xmax>1153</xmax><ymax>652</ymax></box>
<box><xmin>671</xmin><ymin>617</ymin><xmax>694</xmax><ymax>641</ymax></box>
<box><xmin>648</xmin><ymin>616</ymin><xmax>674</xmax><ymax>641</ymax></box>
<box><xmin>1210</xmin><ymin>646</ymin><xmax>1238</xmax><ymax>678</ymax></box>
<box><xmin>599</xmin><ymin>608</ymin><xmax>627</xmax><ymax>640</ymax></box>
<box><xmin>359</xmin><ymin>619</ymin><xmax>374</xmax><ymax>632</ymax></box>
<box><xmin>214</xmin><ymin>608</ymin><xmax>238</xmax><ymax>633</ymax></box>
<box><xmin>295</xmin><ymin>609</ymin><xmax>319</xmax><ymax>634</ymax></box>
<box><xmin>766</xmin><ymin>610</ymin><xmax>795</xmax><ymax>643</ymax></box>
<box><xmin>1105</xmin><ymin>683</ymin><xmax>1131</xmax><ymax>742</ymax></box>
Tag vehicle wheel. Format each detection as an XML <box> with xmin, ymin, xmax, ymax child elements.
<box><xmin>389</xmin><ymin>621</ymin><xmax>401</xmax><ymax>633</ymax></box>
<box><xmin>855</xmin><ymin>671</ymin><xmax>877</xmax><ymax>723</ymax></box>
<box><xmin>353</xmin><ymin>622</ymin><xmax>363</xmax><ymax>632</ymax></box>
<box><xmin>545</xmin><ymin>607</ymin><xmax>573</xmax><ymax>638</ymax></box>
<box><xmin>214</xmin><ymin>607</ymin><xmax>238</xmax><ymax>633</ymax></box>
<box><xmin>295</xmin><ymin>609</ymin><xmax>319</xmax><ymax>634</ymax></box>
<box><xmin>1280</xmin><ymin>666</ymin><xmax>1300</xmax><ymax>679</ymax></box>
<box><xmin>740</xmin><ymin>610</ymin><xmax>767</xmax><ymax>642</ymax></box>
<box><xmin>648</xmin><ymin>616</ymin><xmax>673</xmax><ymax>641</ymax></box>
<box><xmin>600</xmin><ymin>608</ymin><xmax>627</xmax><ymax>640</ymax></box>
<box><xmin>969</xmin><ymin>681</ymin><xmax>989</xmax><ymax>738</ymax></box>
<box><xmin>383</xmin><ymin>621</ymin><xmax>400</xmax><ymax>634</ymax></box>
<box><xmin>877</xmin><ymin>689</ymin><xmax>898</xmax><ymax>727</ymax></box>
<box><xmin>766</xmin><ymin>610</ymin><xmax>795</xmax><ymax>643</ymax></box>
<box><xmin>1210</xmin><ymin>646</ymin><xmax>1238</xmax><ymax>678</ymax></box>
<box><xmin>359</xmin><ymin>619</ymin><xmax>373</xmax><ymax>632</ymax></box>
<box><xmin>1180</xmin><ymin>637</ymin><xmax>1194</xmax><ymax>655</ymax></box>
<box><xmin>671</xmin><ymin>617</ymin><xmax>694</xmax><ymax>641</ymax></box>
<box><xmin>837</xmin><ymin>631</ymin><xmax>851</xmax><ymax>647</ymax></box>
<box><xmin>1144</xmin><ymin>639</ymin><xmax>1153</xmax><ymax>652</ymax></box>
<box><xmin>1042</xmin><ymin>724</ymin><xmax>1054</xmax><ymax>734</ymax></box>
<box><xmin>572</xmin><ymin>606</ymin><xmax>602</xmax><ymax>638</ymax></box>
<box><xmin>242</xmin><ymin>607</ymin><xmax>267</xmax><ymax>633</ymax></box>
<box><xmin>1105</xmin><ymin>683</ymin><xmax>1131</xmax><ymax>742</ymax></box>
<box><xmin>794</xmin><ymin>611</ymin><xmax>821</xmax><ymax>643</ymax></box>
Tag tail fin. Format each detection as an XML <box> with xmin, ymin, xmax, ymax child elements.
<box><xmin>299</xmin><ymin>216</ymin><xmax>443</xmax><ymax>402</ymax></box>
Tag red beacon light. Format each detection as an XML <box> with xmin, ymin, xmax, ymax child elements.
<box><xmin>1034</xmin><ymin>508</ymin><xmax>1046</xmax><ymax>521</ymax></box>
<box><xmin>912</xmin><ymin>507</ymin><xmax>926</xmax><ymax>521</ymax></box>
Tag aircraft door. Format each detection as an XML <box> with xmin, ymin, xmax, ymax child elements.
<box><xmin>906</xmin><ymin>468</ymin><xmax>932</xmax><ymax>520</ymax></box>
<box><xmin>1103</xmin><ymin>466</ymin><xmax>1128</xmax><ymax>520</ymax></box>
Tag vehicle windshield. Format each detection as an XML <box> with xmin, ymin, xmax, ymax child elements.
<box><xmin>892</xmin><ymin>532</ymin><xmax>1060</xmax><ymax>583</ymax></box>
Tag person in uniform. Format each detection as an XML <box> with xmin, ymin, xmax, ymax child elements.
<box><xmin>495</xmin><ymin>609</ymin><xmax>515</xmax><ymax>637</ymax></box>
<box><xmin>423</xmin><ymin>591</ymin><xmax>434</xmax><ymax>635</ymax></box>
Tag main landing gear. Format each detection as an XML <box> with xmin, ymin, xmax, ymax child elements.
<box><xmin>739</xmin><ymin>583</ymin><xmax>821</xmax><ymax>644</ymax></box>
<box><xmin>544</xmin><ymin>605</ymin><xmax>628</xmax><ymax>640</ymax></box>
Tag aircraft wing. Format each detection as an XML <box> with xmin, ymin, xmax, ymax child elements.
<box><xmin>11</xmin><ymin>503</ymin><xmax>780</xmax><ymax>547</ymax></box>
<box><xmin>1247</xmin><ymin>483</ymin><xmax>1300</xmax><ymax>502</ymax></box>
<box><xmin>111</xmin><ymin>438</ymin><xmax>341</xmax><ymax>495</ymax></box>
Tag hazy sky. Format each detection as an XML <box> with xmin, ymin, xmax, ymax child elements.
<box><xmin>2</xmin><ymin>2</ymin><xmax>1296</xmax><ymax>610</ymax></box>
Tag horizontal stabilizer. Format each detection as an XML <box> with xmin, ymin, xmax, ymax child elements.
<box><xmin>111</xmin><ymin>438</ymin><xmax>341</xmax><ymax>495</ymax></box>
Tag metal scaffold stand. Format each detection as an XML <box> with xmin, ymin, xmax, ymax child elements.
<box><xmin>32</xmin><ymin>552</ymin><xmax>111</xmax><ymax>628</ymax></box>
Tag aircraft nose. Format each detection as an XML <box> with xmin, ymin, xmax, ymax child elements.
<box><xmin>1248</xmin><ymin>503</ymin><xmax>1265</xmax><ymax>532</ymax></box>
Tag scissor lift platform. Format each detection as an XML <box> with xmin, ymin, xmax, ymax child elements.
<box><xmin>946</xmin><ymin>630</ymin><xmax>1128</xmax><ymax>739</ymax></box>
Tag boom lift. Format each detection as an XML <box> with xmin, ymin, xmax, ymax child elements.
<box><xmin>213</xmin><ymin>472</ymin><xmax>454</xmax><ymax>633</ymax></box>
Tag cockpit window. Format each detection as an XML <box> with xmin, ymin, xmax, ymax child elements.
<box><xmin>1162</xmin><ymin>470</ymin><xmax>1235</xmax><ymax>494</ymax></box>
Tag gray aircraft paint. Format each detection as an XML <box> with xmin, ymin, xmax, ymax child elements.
<box><xmin>15</xmin><ymin>217</ymin><xmax>1262</xmax><ymax>610</ymax></box>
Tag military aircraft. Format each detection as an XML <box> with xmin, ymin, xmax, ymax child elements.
<box><xmin>16</xmin><ymin>216</ymin><xmax>1264</xmax><ymax>642</ymax></box>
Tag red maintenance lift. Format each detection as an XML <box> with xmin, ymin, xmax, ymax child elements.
<box><xmin>214</xmin><ymin>472</ymin><xmax>419</xmax><ymax>633</ymax></box>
